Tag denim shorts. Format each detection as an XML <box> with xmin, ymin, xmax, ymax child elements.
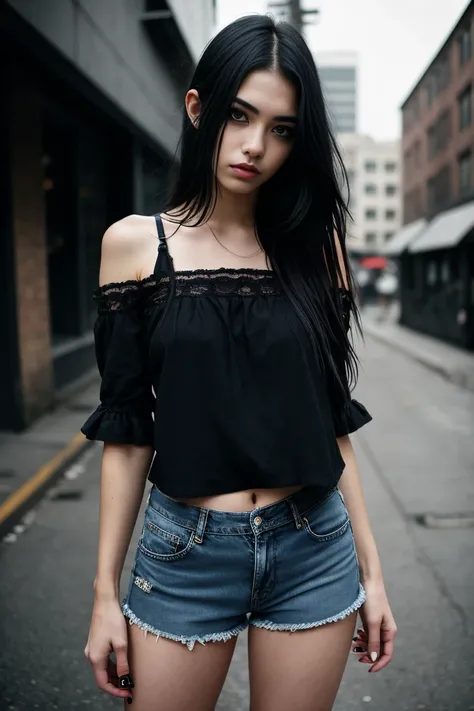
<box><xmin>122</xmin><ymin>484</ymin><xmax>366</xmax><ymax>650</ymax></box>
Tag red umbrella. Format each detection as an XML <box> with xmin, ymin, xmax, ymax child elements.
<box><xmin>359</xmin><ymin>256</ymin><xmax>387</xmax><ymax>269</ymax></box>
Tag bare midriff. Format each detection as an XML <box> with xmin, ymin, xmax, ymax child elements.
<box><xmin>172</xmin><ymin>485</ymin><xmax>304</xmax><ymax>512</ymax></box>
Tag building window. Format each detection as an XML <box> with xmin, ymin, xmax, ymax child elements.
<box><xmin>427</xmin><ymin>124</ymin><xmax>437</xmax><ymax>159</ymax></box>
<box><xmin>427</xmin><ymin>164</ymin><xmax>452</xmax><ymax>214</ymax></box>
<box><xmin>385</xmin><ymin>232</ymin><xmax>394</xmax><ymax>242</ymax></box>
<box><xmin>365</xmin><ymin>161</ymin><xmax>376</xmax><ymax>172</ymax></box>
<box><xmin>385</xmin><ymin>209</ymin><xmax>396</xmax><ymax>220</ymax></box>
<box><xmin>414</xmin><ymin>139</ymin><xmax>422</xmax><ymax>167</ymax></box>
<box><xmin>385</xmin><ymin>161</ymin><xmax>396</xmax><ymax>172</ymax></box>
<box><xmin>365</xmin><ymin>232</ymin><xmax>377</xmax><ymax>244</ymax></box>
<box><xmin>385</xmin><ymin>184</ymin><xmax>397</xmax><ymax>196</ymax></box>
<box><xmin>365</xmin><ymin>209</ymin><xmax>377</xmax><ymax>220</ymax></box>
<box><xmin>459</xmin><ymin>85</ymin><xmax>472</xmax><ymax>130</ymax></box>
<box><xmin>458</xmin><ymin>28</ymin><xmax>472</xmax><ymax>66</ymax></box>
<box><xmin>365</xmin><ymin>184</ymin><xmax>377</xmax><ymax>194</ymax></box>
<box><xmin>427</xmin><ymin>110</ymin><xmax>451</xmax><ymax>159</ymax></box>
<box><xmin>458</xmin><ymin>149</ymin><xmax>472</xmax><ymax>198</ymax></box>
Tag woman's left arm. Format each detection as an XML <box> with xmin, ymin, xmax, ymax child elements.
<box><xmin>337</xmin><ymin>434</ymin><xmax>398</xmax><ymax>672</ymax></box>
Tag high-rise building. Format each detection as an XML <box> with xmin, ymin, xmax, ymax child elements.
<box><xmin>315</xmin><ymin>52</ymin><xmax>358</xmax><ymax>133</ymax></box>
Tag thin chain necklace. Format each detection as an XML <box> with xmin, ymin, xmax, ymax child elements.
<box><xmin>207</xmin><ymin>223</ymin><xmax>263</xmax><ymax>259</ymax></box>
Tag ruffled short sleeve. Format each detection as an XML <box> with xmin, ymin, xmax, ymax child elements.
<box><xmin>331</xmin><ymin>288</ymin><xmax>372</xmax><ymax>437</ymax></box>
<box><xmin>81</xmin><ymin>281</ymin><xmax>155</xmax><ymax>446</ymax></box>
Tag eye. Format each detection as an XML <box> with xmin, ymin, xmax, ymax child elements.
<box><xmin>273</xmin><ymin>125</ymin><xmax>295</xmax><ymax>140</ymax></box>
<box><xmin>229</xmin><ymin>107</ymin><xmax>247</xmax><ymax>122</ymax></box>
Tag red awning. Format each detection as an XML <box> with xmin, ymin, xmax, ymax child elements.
<box><xmin>359</xmin><ymin>256</ymin><xmax>387</xmax><ymax>269</ymax></box>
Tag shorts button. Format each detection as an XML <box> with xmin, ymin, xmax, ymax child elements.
<box><xmin>254</xmin><ymin>516</ymin><xmax>262</xmax><ymax>525</ymax></box>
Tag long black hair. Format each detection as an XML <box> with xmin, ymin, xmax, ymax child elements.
<box><xmin>166</xmin><ymin>14</ymin><xmax>360</xmax><ymax>411</ymax></box>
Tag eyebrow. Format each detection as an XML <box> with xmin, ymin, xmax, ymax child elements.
<box><xmin>233</xmin><ymin>97</ymin><xmax>297</xmax><ymax>123</ymax></box>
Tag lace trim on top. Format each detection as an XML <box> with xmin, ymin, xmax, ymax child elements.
<box><xmin>93</xmin><ymin>269</ymin><xmax>279</xmax><ymax>313</ymax></box>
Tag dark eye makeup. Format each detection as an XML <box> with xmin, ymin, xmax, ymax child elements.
<box><xmin>228</xmin><ymin>106</ymin><xmax>295</xmax><ymax>140</ymax></box>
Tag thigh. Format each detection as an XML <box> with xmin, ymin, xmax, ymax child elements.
<box><xmin>126</xmin><ymin>622</ymin><xmax>238</xmax><ymax>711</ymax></box>
<box><xmin>248</xmin><ymin>613</ymin><xmax>356</xmax><ymax>711</ymax></box>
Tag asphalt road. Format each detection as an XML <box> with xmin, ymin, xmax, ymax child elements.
<box><xmin>1</xmin><ymin>334</ymin><xmax>473</xmax><ymax>710</ymax></box>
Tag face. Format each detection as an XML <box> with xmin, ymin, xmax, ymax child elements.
<box><xmin>187</xmin><ymin>70</ymin><xmax>298</xmax><ymax>195</ymax></box>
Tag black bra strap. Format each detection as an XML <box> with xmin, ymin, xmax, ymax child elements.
<box><xmin>153</xmin><ymin>214</ymin><xmax>171</xmax><ymax>276</ymax></box>
<box><xmin>155</xmin><ymin>213</ymin><xmax>166</xmax><ymax>244</ymax></box>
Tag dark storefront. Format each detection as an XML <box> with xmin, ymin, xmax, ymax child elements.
<box><xmin>1</xmin><ymin>3</ymin><xmax>176</xmax><ymax>430</ymax></box>
<box><xmin>399</xmin><ymin>202</ymin><xmax>474</xmax><ymax>350</ymax></box>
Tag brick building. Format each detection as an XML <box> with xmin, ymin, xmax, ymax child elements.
<box><xmin>0</xmin><ymin>0</ymin><xmax>214</xmax><ymax>431</ymax></box>
<box><xmin>402</xmin><ymin>3</ymin><xmax>474</xmax><ymax>222</ymax></box>
<box><xmin>393</xmin><ymin>1</ymin><xmax>474</xmax><ymax>350</ymax></box>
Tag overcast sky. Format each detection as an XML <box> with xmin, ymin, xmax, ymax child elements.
<box><xmin>216</xmin><ymin>0</ymin><xmax>470</xmax><ymax>141</ymax></box>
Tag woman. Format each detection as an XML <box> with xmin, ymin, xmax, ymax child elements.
<box><xmin>82</xmin><ymin>14</ymin><xmax>397</xmax><ymax>711</ymax></box>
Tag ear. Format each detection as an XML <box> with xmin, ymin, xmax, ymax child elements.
<box><xmin>185</xmin><ymin>89</ymin><xmax>201</xmax><ymax>128</ymax></box>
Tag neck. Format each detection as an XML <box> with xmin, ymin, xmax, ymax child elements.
<box><xmin>209</xmin><ymin>186</ymin><xmax>257</xmax><ymax>231</ymax></box>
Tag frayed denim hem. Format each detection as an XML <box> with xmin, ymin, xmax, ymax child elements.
<box><xmin>121</xmin><ymin>603</ymin><xmax>247</xmax><ymax>651</ymax></box>
<box><xmin>249</xmin><ymin>583</ymin><xmax>366</xmax><ymax>632</ymax></box>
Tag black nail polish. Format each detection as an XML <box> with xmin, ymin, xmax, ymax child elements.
<box><xmin>127</xmin><ymin>698</ymin><xmax>133</xmax><ymax>705</ymax></box>
<box><xmin>353</xmin><ymin>646</ymin><xmax>366</xmax><ymax>653</ymax></box>
<box><xmin>352</xmin><ymin>637</ymin><xmax>359</xmax><ymax>642</ymax></box>
<box><xmin>119</xmin><ymin>674</ymin><xmax>134</xmax><ymax>689</ymax></box>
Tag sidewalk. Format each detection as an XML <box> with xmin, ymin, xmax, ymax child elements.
<box><xmin>362</xmin><ymin>304</ymin><xmax>474</xmax><ymax>392</ymax></box>
<box><xmin>0</xmin><ymin>375</ymin><xmax>99</xmax><ymax>538</ymax></box>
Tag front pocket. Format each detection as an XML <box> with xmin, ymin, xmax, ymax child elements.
<box><xmin>302</xmin><ymin>489</ymin><xmax>350</xmax><ymax>542</ymax></box>
<box><xmin>139</xmin><ymin>508</ymin><xmax>197</xmax><ymax>561</ymax></box>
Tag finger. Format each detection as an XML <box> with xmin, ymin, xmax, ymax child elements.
<box><xmin>115</xmin><ymin>643</ymin><xmax>130</xmax><ymax>680</ymax></box>
<box><xmin>369</xmin><ymin>637</ymin><xmax>395</xmax><ymax>673</ymax></box>
<box><xmin>93</xmin><ymin>666</ymin><xmax>131</xmax><ymax>699</ymax></box>
<box><xmin>367</xmin><ymin>622</ymin><xmax>382</xmax><ymax>663</ymax></box>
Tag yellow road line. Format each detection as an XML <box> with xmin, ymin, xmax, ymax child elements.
<box><xmin>0</xmin><ymin>432</ymin><xmax>87</xmax><ymax>526</ymax></box>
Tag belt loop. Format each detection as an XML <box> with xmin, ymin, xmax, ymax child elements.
<box><xmin>287</xmin><ymin>498</ymin><xmax>303</xmax><ymax>530</ymax></box>
<box><xmin>194</xmin><ymin>508</ymin><xmax>208</xmax><ymax>544</ymax></box>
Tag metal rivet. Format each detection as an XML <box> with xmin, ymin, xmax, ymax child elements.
<box><xmin>254</xmin><ymin>516</ymin><xmax>262</xmax><ymax>525</ymax></box>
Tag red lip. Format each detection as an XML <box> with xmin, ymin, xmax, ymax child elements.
<box><xmin>231</xmin><ymin>163</ymin><xmax>260</xmax><ymax>174</ymax></box>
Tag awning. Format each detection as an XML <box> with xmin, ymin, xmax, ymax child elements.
<box><xmin>409</xmin><ymin>201</ymin><xmax>474</xmax><ymax>253</ymax></box>
<box><xmin>359</xmin><ymin>256</ymin><xmax>387</xmax><ymax>269</ymax></box>
<box><xmin>383</xmin><ymin>218</ymin><xmax>427</xmax><ymax>256</ymax></box>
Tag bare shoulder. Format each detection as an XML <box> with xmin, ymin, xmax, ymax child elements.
<box><xmin>99</xmin><ymin>214</ymin><xmax>158</xmax><ymax>286</ymax></box>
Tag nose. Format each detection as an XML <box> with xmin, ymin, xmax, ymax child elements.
<box><xmin>242</xmin><ymin>127</ymin><xmax>265</xmax><ymax>159</ymax></box>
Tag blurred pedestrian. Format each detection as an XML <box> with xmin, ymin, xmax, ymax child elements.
<box><xmin>81</xmin><ymin>14</ymin><xmax>396</xmax><ymax>711</ymax></box>
<box><xmin>375</xmin><ymin>269</ymin><xmax>399</xmax><ymax>322</ymax></box>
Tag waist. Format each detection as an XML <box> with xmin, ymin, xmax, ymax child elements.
<box><xmin>171</xmin><ymin>484</ymin><xmax>305</xmax><ymax>512</ymax></box>
<box><xmin>148</xmin><ymin>483</ymin><xmax>337</xmax><ymax>535</ymax></box>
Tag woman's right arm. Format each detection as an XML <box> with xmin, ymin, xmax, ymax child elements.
<box><xmin>86</xmin><ymin>444</ymin><xmax>152</xmax><ymax>700</ymax></box>
<box><xmin>82</xmin><ymin>217</ymin><xmax>157</xmax><ymax>701</ymax></box>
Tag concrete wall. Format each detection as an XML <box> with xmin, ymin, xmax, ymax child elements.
<box><xmin>169</xmin><ymin>0</ymin><xmax>213</xmax><ymax>62</ymax></box>
<box><xmin>5</xmin><ymin>0</ymin><xmax>213</xmax><ymax>153</ymax></box>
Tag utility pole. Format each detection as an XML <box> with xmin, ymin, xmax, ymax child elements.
<box><xmin>268</xmin><ymin>0</ymin><xmax>319</xmax><ymax>34</ymax></box>
<box><xmin>288</xmin><ymin>0</ymin><xmax>302</xmax><ymax>31</ymax></box>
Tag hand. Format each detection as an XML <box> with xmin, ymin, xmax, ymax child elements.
<box><xmin>352</xmin><ymin>578</ymin><xmax>397</xmax><ymax>673</ymax></box>
<box><xmin>84</xmin><ymin>599</ymin><xmax>133</xmax><ymax>701</ymax></box>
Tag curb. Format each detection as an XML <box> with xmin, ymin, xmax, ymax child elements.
<box><xmin>0</xmin><ymin>433</ymin><xmax>93</xmax><ymax>540</ymax></box>
<box><xmin>363</xmin><ymin>322</ymin><xmax>474</xmax><ymax>393</ymax></box>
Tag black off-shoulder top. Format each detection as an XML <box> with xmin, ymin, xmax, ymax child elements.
<box><xmin>81</xmin><ymin>215</ymin><xmax>372</xmax><ymax>497</ymax></box>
